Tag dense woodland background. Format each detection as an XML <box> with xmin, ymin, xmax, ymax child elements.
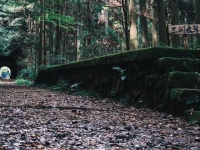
<box><xmin>0</xmin><ymin>0</ymin><xmax>200</xmax><ymax>80</ymax></box>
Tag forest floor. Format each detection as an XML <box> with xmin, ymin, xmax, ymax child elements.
<box><xmin>0</xmin><ymin>84</ymin><xmax>199</xmax><ymax>150</ymax></box>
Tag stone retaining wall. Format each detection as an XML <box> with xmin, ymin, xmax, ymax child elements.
<box><xmin>36</xmin><ymin>47</ymin><xmax>200</xmax><ymax>120</ymax></box>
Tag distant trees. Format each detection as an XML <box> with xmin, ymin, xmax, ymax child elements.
<box><xmin>195</xmin><ymin>0</ymin><xmax>200</xmax><ymax>48</ymax></box>
<box><xmin>0</xmin><ymin>0</ymin><xmax>200</xmax><ymax>70</ymax></box>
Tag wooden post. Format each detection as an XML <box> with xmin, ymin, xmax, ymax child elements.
<box><xmin>183</xmin><ymin>34</ymin><xmax>188</xmax><ymax>49</ymax></box>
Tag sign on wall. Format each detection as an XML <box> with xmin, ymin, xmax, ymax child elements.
<box><xmin>168</xmin><ymin>24</ymin><xmax>200</xmax><ymax>34</ymax></box>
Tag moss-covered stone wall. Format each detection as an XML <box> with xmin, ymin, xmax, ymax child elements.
<box><xmin>36</xmin><ymin>47</ymin><xmax>200</xmax><ymax>118</ymax></box>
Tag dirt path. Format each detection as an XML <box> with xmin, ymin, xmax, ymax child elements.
<box><xmin>0</xmin><ymin>85</ymin><xmax>199</xmax><ymax>150</ymax></box>
<box><xmin>0</xmin><ymin>80</ymin><xmax>15</xmax><ymax>85</ymax></box>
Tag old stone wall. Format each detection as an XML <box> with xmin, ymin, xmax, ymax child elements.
<box><xmin>36</xmin><ymin>47</ymin><xmax>200</xmax><ymax>120</ymax></box>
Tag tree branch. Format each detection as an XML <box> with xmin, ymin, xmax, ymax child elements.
<box><xmin>0</xmin><ymin>0</ymin><xmax>8</xmax><ymax>9</ymax></box>
<box><xmin>0</xmin><ymin>9</ymin><xmax>16</xmax><ymax>14</ymax></box>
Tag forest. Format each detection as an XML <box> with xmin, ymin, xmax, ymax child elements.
<box><xmin>1</xmin><ymin>1</ymin><xmax>200</xmax><ymax>149</ymax></box>
<box><xmin>0</xmin><ymin>0</ymin><xmax>200</xmax><ymax>80</ymax></box>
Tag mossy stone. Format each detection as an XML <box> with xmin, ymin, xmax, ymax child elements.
<box><xmin>167</xmin><ymin>71</ymin><xmax>200</xmax><ymax>90</ymax></box>
<box><xmin>39</xmin><ymin>47</ymin><xmax>200</xmax><ymax>73</ymax></box>
<box><xmin>185</xmin><ymin>111</ymin><xmax>200</xmax><ymax>125</ymax></box>
<box><xmin>158</xmin><ymin>57</ymin><xmax>200</xmax><ymax>73</ymax></box>
<box><xmin>170</xmin><ymin>88</ymin><xmax>200</xmax><ymax>115</ymax></box>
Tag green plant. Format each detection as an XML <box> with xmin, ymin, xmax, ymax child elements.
<box><xmin>71</xmin><ymin>90</ymin><xmax>99</xmax><ymax>97</ymax></box>
<box><xmin>51</xmin><ymin>79</ymin><xmax>69</xmax><ymax>91</ymax></box>
<box><xmin>18</xmin><ymin>66</ymin><xmax>37</xmax><ymax>81</ymax></box>
<box><xmin>15</xmin><ymin>79</ymin><xmax>33</xmax><ymax>85</ymax></box>
<box><xmin>185</xmin><ymin>111</ymin><xmax>200</xmax><ymax>125</ymax></box>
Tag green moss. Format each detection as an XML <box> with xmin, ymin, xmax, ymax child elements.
<box><xmin>170</xmin><ymin>88</ymin><xmax>184</xmax><ymax>101</ymax></box>
<box><xmin>40</xmin><ymin>47</ymin><xmax>200</xmax><ymax>72</ymax></box>
<box><xmin>185</xmin><ymin>111</ymin><xmax>200</xmax><ymax>125</ymax></box>
<box><xmin>50</xmin><ymin>79</ymin><xmax>69</xmax><ymax>91</ymax></box>
<box><xmin>167</xmin><ymin>72</ymin><xmax>200</xmax><ymax>115</ymax></box>
<box><xmin>71</xmin><ymin>90</ymin><xmax>99</xmax><ymax>97</ymax></box>
<box><xmin>170</xmin><ymin>88</ymin><xmax>200</xmax><ymax>106</ymax></box>
<box><xmin>167</xmin><ymin>71</ymin><xmax>200</xmax><ymax>89</ymax></box>
<box><xmin>169</xmin><ymin>88</ymin><xmax>200</xmax><ymax>116</ymax></box>
<box><xmin>158</xmin><ymin>57</ymin><xmax>200</xmax><ymax>72</ymax></box>
<box><xmin>122</xmin><ymin>47</ymin><xmax>200</xmax><ymax>62</ymax></box>
<box><xmin>15</xmin><ymin>79</ymin><xmax>33</xmax><ymax>85</ymax></box>
<box><xmin>44</xmin><ymin>53</ymin><xmax>122</xmax><ymax>72</ymax></box>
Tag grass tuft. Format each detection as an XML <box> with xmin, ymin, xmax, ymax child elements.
<box><xmin>15</xmin><ymin>79</ymin><xmax>33</xmax><ymax>85</ymax></box>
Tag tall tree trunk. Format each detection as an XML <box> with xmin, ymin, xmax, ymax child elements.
<box><xmin>56</xmin><ymin>24</ymin><xmax>60</xmax><ymax>63</ymax></box>
<box><xmin>48</xmin><ymin>23</ymin><xmax>54</xmax><ymax>64</ymax></box>
<box><xmin>195</xmin><ymin>0</ymin><xmax>200</xmax><ymax>48</ymax></box>
<box><xmin>122</xmin><ymin>0</ymin><xmax>130</xmax><ymax>50</ymax></box>
<box><xmin>77</xmin><ymin>0</ymin><xmax>82</xmax><ymax>61</ymax></box>
<box><xmin>87</xmin><ymin>0</ymin><xmax>92</xmax><ymax>45</ymax></box>
<box><xmin>53</xmin><ymin>1</ymin><xmax>61</xmax><ymax>64</ymax></box>
<box><xmin>43</xmin><ymin>4</ymin><xmax>46</xmax><ymax>66</ymax></box>
<box><xmin>62</xmin><ymin>28</ymin><xmax>66</xmax><ymax>63</ymax></box>
<box><xmin>77</xmin><ymin>22</ymin><xmax>82</xmax><ymax>61</ymax></box>
<box><xmin>62</xmin><ymin>0</ymin><xmax>67</xmax><ymax>63</ymax></box>
<box><xmin>104</xmin><ymin>0</ymin><xmax>109</xmax><ymax>35</ymax></box>
<box><xmin>34</xmin><ymin>0</ymin><xmax>39</xmax><ymax>76</ymax></box>
<box><xmin>169</xmin><ymin>0</ymin><xmax>179</xmax><ymax>47</ymax></box>
<box><xmin>129</xmin><ymin>0</ymin><xmax>138</xmax><ymax>49</ymax></box>
<box><xmin>139</xmin><ymin>0</ymin><xmax>149</xmax><ymax>47</ymax></box>
<box><xmin>156</xmin><ymin>0</ymin><xmax>168</xmax><ymax>45</ymax></box>
<box><xmin>38</xmin><ymin>0</ymin><xmax>43</xmax><ymax>66</ymax></box>
<box><xmin>27</xmin><ymin>15</ymin><xmax>32</xmax><ymax>66</ymax></box>
<box><xmin>151</xmin><ymin>0</ymin><xmax>158</xmax><ymax>46</ymax></box>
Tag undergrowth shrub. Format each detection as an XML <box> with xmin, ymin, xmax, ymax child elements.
<box><xmin>15</xmin><ymin>79</ymin><xmax>32</xmax><ymax>85</ymax></box>
<box><xmin>71</xmin><ymin>90</ymin><xmax>99</xmax><ymax>97</ymax></box>
<box><xmin>51</xmin><ymin>79</ymin><xmax>69</xmax><ymax>91</ymax></box>
<box><xmin>18</xmin><ymin>66</ymin><xmax>37</xmax><ymax>81</ymax></box>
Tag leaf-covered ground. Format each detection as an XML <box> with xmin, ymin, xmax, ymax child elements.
<box><xmin>0</xmin><ymin>84</ymin><xmax>199</xmax><ymax>150</ymax></box>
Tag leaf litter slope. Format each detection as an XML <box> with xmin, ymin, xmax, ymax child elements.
<box><xmin>0</xmin><ymin>85</ymin><xmax>199</xmax><ymax>150</ymax></box>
